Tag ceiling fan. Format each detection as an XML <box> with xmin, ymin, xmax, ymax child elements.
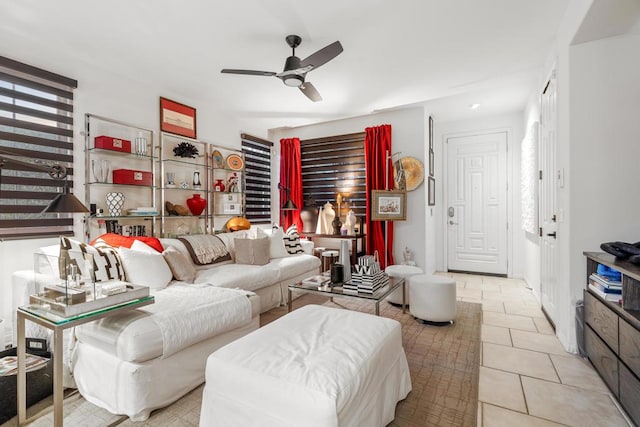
<box><xmin>221</xmin><ymin>35</ymin><xmax>343</xmax><ymax>102</ymax></box>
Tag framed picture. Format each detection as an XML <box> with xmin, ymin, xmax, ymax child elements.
<box><xmin>224</xmin><ymin>193</ymin><xmax>239</xmax><ymax>203</ymax></box>
<box><xmin>429</xmin><ymin>148</ymin><xmax>434</xmax><ymax>177</ymax></box>
<box><xmin>428</xmin><ymin>115</ymin><xmax>434</xmax><ymax>150</ymax></box>
<box><xmin>223</xmin><ymin>203</ymin><xmax>241</xmax><ymax>214</ymax></box>
<box><xmin>371</xmin><ymin>190</ymin><xmax>407</xmax><ymax>221</ymax></box>
<box><xmin>160</xmin><ymin>97</ymin><xmax>197</xmax><ymax>138</ymax></box>
<box><xmin>428</xmin><ymin>177</ymin><xmax>435</xmax><ymax>206</ymax></box>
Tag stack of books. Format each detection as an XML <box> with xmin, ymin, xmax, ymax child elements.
<box><xmin>588</xmin><ymin>273</ymin><xmax>622</xmax><ymax>303</ymax></box>
<box><xmin>342</xmin><ymin>281</ymin><xmax>359</xmax><ymax>294</ymax></box>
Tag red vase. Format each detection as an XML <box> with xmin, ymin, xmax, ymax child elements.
<box><xmin>186</xmin><ymin>194</ymin><xmax>206</xmax><ymax>216</ymax></box>
<box><xmin>214</xmin><ymin>179</ymin><xmax>225</xmax><ymax>192</ymax></box>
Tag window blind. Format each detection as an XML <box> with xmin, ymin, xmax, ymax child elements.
<box><xmin>300</xmin><ymin>132</ymin><xmax>366</xmax><ymax>220</ymax></box>
<box><xmin>241</xmin><ymin>133</ymin><xmax>272</xmax><ymax>223</ymax></box>
<box><xmin>0</xmin><ymin>56</ymin><xmax>78</xmax><ymax>239</ymax></box>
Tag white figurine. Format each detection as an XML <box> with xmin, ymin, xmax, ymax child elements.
<box><xmin>345</xmin><ymin>209</ymin><xmax>356</xmax><ymax>235</ymax></box>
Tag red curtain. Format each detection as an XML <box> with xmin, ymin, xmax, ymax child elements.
<box><xmin>279</xmin><ymin>138</ymin><xmax>303</xmax><ymax>231</ymax></box>
<box><xmin>364</xmin><ymin>124</ymin><xmax>394</xmax><ymax>268</ymax></box>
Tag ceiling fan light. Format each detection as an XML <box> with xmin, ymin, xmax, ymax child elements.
<box><xmin>283</xmin><ymin>75</ymin><xmax>304</xmax><ymax>87</ymax></box>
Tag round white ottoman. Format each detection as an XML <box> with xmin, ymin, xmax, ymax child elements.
<box><xmin>385</xmin><ymin>265</ymin><xmax>423</xmax><ymax>305</ymax></box>
<box><xmin>409</xmin><ymin>274</ymin><xmax>456</xmax><ymax>324</ymax></box>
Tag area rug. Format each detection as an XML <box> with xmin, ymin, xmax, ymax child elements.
<box><xmin>6</xmin><ymin>295</ymin><xmax>480</xmax><ymax>427</ymax></box>
<box><xmin>264</xmin><ymin>293</ymin><xmax>482</xmax><ymax>427</ymax></box>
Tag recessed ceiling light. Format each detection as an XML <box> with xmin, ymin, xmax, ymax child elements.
<box><xmin>469</xmin><ymin>103</ymin><xmax>481</xmax><ymax>110</ymax></box>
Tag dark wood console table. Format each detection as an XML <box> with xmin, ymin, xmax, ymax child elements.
<box><xmin>301</xmin><ymin>233</ymin><xmax>366</xmax><ymax>265</ymax></box>
<box><xmin>583</xmin><ymin>252</ymin><xmax>640</xmax><ymax>425</ymax></box>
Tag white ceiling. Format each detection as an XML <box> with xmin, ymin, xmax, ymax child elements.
<box><xmin>0</xmin><ymin>0</ymin><xmax>569</xmax><ymax>133</ymax></box>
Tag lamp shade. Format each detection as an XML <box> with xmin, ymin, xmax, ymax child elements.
<box><xmin>281</xmin><ymin>199</ymin><xmax>298</xmax><ymax>211</ymax></box>
<box><xmin>42</xmin><ymin>193</ymin><xmax>90</xmax><ymax>213</ymax></box>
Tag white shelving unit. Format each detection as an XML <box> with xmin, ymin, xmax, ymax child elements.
<box><xmin>84</xmin><ymin>114</ymin><xmax>157</xmax><ymax>241</ymax></box>
<box><xmin>211</xmin><ymin>145</ymin><xmax>245</xmax><ymax>231</ymax></box>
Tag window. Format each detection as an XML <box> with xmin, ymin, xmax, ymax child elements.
<box><xmin>300</xmin><ymin>132</ymin><xmax>366</xmax><ymax>218</ymax></box>
<box><xmin>0</xmin><ymin>56</ymin><xmax>78</xmax><ymax>239</ymax></box>
<box><xmin>241</xmin><ymin>133</ymin><xmax>272</xmax><ymax>223</ymax></box>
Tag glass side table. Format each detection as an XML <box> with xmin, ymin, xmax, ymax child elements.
<box><xmin>17</xmin><ymin>296</ymin><xmax>154</xmax><ymax>427</ymax></box>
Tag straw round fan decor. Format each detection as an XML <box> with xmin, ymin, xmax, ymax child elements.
<box><xmin>393</xmin><ymin>156</ymin><xmax>425</xmax><ymax>191</ymax></box>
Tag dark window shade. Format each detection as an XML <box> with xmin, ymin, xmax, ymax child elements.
<box><xmin>241</xmin><ymin>134</ymin><xmax>272</xmax><ymax>224</ymax></box>
<box><xmin>0</xmin><ymin>56</ymin><xmax>77</xmax><ymax>239</ymax></box>
<box><xmin>300</xmin><ymin>132</ymin><xmax>366</xmax><ymax>221</ymax></box>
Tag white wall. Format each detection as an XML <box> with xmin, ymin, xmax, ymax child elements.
<box><xmin>432</xmin><ymin>112</ymin><xmax>525</xmax><ymax>278</ymax></box>
<box><xmin>0</xmin><ymin>49</ymin><xmax>245</xmax><ymax>346</ymax></box>
<box><xmin>270</xmin><ymin>107</ymin><xmax>433</xmax><ymax>272</ymax></box>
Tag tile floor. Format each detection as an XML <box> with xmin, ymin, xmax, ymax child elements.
<box><xmin>1</xmin><ymin>272</ymin><xmax>633</xmax><ymax>426</ymax></box>
<box><xmin>442</xmin><ymin>272</ymin><xmax>633</xmax><ymax>427</ymax></box>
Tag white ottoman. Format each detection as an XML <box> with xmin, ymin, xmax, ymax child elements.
<box><xmin>409</xmin><ymin>274</ymin><xmax>456</xmax><ymax>324</ymax></box>
<box><xmin>385</xmin><ymin>265</ymin><xmax>424</xmax><ymax>305</ymax></box>
<box><xmin>200</xmin><ymin>305</ymin><xmax>412</xmax><ymax>427</ymax></box>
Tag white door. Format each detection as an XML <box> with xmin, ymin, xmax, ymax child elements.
<box><xmin>447</xmin><ymin>132</ymin><xmax>508</xmax><ymax>275</ymax></box>
<box><xmin>539</xmin><ymin>73</ymin><xmax>558</xmax><ymax>324</ymax></box>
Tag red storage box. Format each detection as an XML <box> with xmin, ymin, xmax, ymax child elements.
<box><xmin>95</xmin><ymin>135</ymin><xmax>132</xmax><ymax>153</ymax></box>
<box><xmin>112</xmin><ymin>169</ymin><xmax>153</xmax><ymax>186</ymax></box>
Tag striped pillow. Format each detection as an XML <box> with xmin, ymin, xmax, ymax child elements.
<box><xmin>283</xmin><ymin>224</ymin><xmax>304</xmax><ymax>255</ymax></box>
<box><xmin>60</xmin><ymin>236</ymin><xmax>126</xmax><ymax>282</ymax></box>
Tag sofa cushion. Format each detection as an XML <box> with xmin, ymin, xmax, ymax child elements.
<box><xmin>162</xmin><ymin>246</ymin><xmax>196</xmax><ymax>282</ymax></box>
<box><xmin>195</xmin><ymin>263</ymin><xmax>280</xmax><ymax>292</ymax></box>
<box><xmin>268</xmin><ymin>254</ymin><xmax>321</xmax><ymax>282</ymax></box>
<box><xmin>215</xmin><ymin>230</ymin><xmax>254</xmax><ymax>261</ymax></box>
<box><xmin>283</xmin><ymin>224</ymin><xmax>304</xmax><ymax>255</ymax></box>
<box><xmin>178</xmin><ymin>234</ymin><xmax>231</xmax><ymax>265</ymax></box>
<box><xmin>60</xmin><ymin>236</ymin><xmax>125</xmax><ymax>282</ymax></box>
<box><xmin>235</xmin><ymin>237</ymin><xmax>270</xmax><ymax>266</ymax></box>
<box><xmin>118</xmin><ymin>246</ymin><xmax>172</xmax><ymax>290</ymax></box>
<box><xmin>90</xmin><ymin>233</ymin><xmax>164</xmax><ymax>252</ymax></box>
<box><xmin>258</xmin><ymin>227</ymin><xmax>289</xmax><ymax>259</ymax></box>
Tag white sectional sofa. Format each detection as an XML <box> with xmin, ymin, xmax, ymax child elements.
<box><xmin>11</xmin><ymin>228</ymin><xmax>320</xmax><ymax>421</ymax></box>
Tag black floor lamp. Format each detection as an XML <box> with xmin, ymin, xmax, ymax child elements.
<box><xmin>0</xmin><ymin>149</ymin><xmax>89</xmax><ymax>213</ymax></box>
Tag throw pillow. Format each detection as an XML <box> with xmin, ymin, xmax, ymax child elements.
<box><xmin>117</xmin><ymin>246</ymin><xmax>173</xmax><ymax>290</ymax></box>
<box><xmin>89</xmin><ymin>233</ymin><xmax>164</xmax><ymax>252</ymax></box>
<box><xmin>162</xmin><ymin>246</ymin><xmax>197</xmax><ymax>282</ymax></box>
<box><xmin>234</xmin><ymin>237</ymin><xmax>270</xmax><ymax>265</ymax></box>
<box><xmin>130</xmin><ymin>239</ymin><xmax>158</xmax><ymax>253</ymax></box>
<box><xmin>257</xmin><ymin>226</ymin><xmax>289</xmax><ymax>259</ymax></box>
<box><xmin>177</xmin><ymin>234</ymin><xmax>232</xmax><ymax>265</ymax></box>
<box><xmin>60</xmin><ymin>236</ymin><xmax>126</xmax><ymax>282</ymax></box>
<box><xmin>283</xmin><ymin>224</ymin><xmax>304</xmax><ymax>255</ymax></box>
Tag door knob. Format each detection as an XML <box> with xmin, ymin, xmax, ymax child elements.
<box><xmin>449</xmin><ymin>220</ymin><xmax>458</xmax><ymax>225</ymax></box>
<box><xmin>547</xmin><ymin>232</ymin><xmax>556</xmax><ymax>238</ymax></box>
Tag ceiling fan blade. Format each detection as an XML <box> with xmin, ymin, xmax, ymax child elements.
<box><xmin>300</xmin><ymin>41</ymin><xmax>343</xmax><ymax>71</ymax></box>
<box><xmin>221</xmin><ymin>69</ymin><xmax>277</xmax><ymax>77</ymax></box>
<box><xmin>300</xmin><ymin>82</ymin><xmax>322</xmax><ymax>102</ymax></box>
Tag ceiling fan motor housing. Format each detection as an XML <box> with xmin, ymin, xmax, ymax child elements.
<box><xmin>281</xmin><ymin>56</ymin><xmax>304</xmax><ymax>86</ymax></box>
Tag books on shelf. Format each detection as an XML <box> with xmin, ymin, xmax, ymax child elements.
<box><xmin>588</xmin><ymin>283</ymin><xmax>622</xmax><ymax>303</ymax></box>
<box><xmin>589</xmin><ymin>273</ymin><xmax>622</xmax><ymax>289</ymax></box>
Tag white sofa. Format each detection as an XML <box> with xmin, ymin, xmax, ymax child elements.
<box><xmin>11</xmin><ymin>229</ymin><xmax>320</xmax><ymax>421</ymax></box>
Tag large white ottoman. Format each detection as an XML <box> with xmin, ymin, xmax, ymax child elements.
<box><xmin>385</xmin><ymin>265</ymin><xmax>424</xmax><ymax>305</ymax></box>
<box><xmin>409</xmin><ymin>274</ymin><xmax>456</xmax><ymax>324</ymax></box>
<box><xmin>200</xmin><ymin>305</ymin><xmax>412</xmax><ymax>427</ymax></box>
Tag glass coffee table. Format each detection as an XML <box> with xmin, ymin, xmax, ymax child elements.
<box><xmin>288</xmin><ymin>276</ymin><xmax>406</xmax><ymax>316</ymax></box>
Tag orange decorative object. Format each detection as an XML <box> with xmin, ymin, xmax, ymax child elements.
<box><xmin>226</xmin><ymin>154</ymin><xmax>244</xmax><ymax>171</ymax></box>
<box><xmin>225</xmin><ymin>216</ymin><xmax>251</xmax><ymax>231</ymax></box>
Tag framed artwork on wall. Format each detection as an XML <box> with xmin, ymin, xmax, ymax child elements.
<box><xmin>160</xmin><ymin>97</ymin><xmax>197</xmax><ymax>138</ymax></box>
<box><xmin>371</xmin><ymin>190</ymin><xmax>407</xmax><ymax>221</ymax></box>
<box><xmin>428</xmin><ymin>177</ymin><xmax>435</xmax><ymax>206</ymax></box>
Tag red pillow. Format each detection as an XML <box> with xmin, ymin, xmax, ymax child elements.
<box><xmin>90</xmin><ymin>233</ymin><xmax>164</xmax><ymax>252</ymax></box>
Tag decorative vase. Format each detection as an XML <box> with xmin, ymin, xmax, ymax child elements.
<box><xmin>339</xmin><ymin>240</ymin><xmax>352</xmax><ymax>282</ymax></box>
<box><xmin>300</xmin><ymin>199</ymin><xmax>319</xmax><ymax>233</ymax></box>
<box><xmin>323</xmin><ymin>202</ymin><xmax>335</xmax><ymax>234</ymax></box>
<box><xmin>193</xmin><ymin>171</ymin><xmax>201</xmax><ymax>189</ymax></box>
<box><xmin>186</xmin><ymin>194</ymin><xmax>206</xmax><ymax>216</ymax></box>
<box><xmin>105</xmin><ymin>192</ymin><xmax>125</xmax><ymax>216</ymax></box>
<box><xmin>332</xmin><ymin>215</ymin><xmax>342</xmax><ymax>235</ymax></box>
<box><xmin>214</xmin><ymin>179</ymin><xmax>226</xmax><ymax>192</ymax></box>
<box><xmin>345</xmin><ymin>210</ymin><xmax>356</xmax><ymax>235</ymax></box>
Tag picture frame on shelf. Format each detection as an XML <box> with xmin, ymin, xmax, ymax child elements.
<box><xmin>160</xmin><ymin>97</ymin><xmax>197</xmax><ymax>139</ymax></box>
<box><xmin>428</xmin><ymin>176</ymin><xmax>435</xmax><ymax>206</ymax></box>
<box><xmin>223</xmin><ymin>203</ymin><xmax>241</xmax><ymax>214</ymax></box>
<box><xmin>371</xmin><ymin>190</ymin><xmax>407</xmax><ymax>221</ymax></box>
<box><xmin>224</xmin><ymin>193</ymin><xmax>239</xmax><ymax>203</ymax></box>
